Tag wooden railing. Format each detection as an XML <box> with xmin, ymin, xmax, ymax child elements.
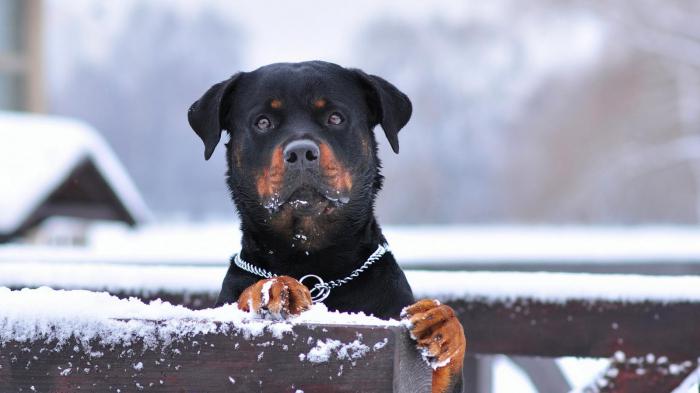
<box><xmin>2</xmin><ymin>266</ymin><xmax>700</xmax><ymax>392</ymax></box>
<box><xmin>116</xmin><ymin>293</ymin><xmax>698</xmax><ymax>393</ymax></box>
<box><xmin>0</xmin><ymin>322</ymin><xmax>431</xmax><ymax>392</ymax></box>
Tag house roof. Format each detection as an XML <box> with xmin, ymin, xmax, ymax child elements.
<box><xmin>0</xmin><ymin>111</ymin><xmax>151</xmax><ymax>235</ymax></box>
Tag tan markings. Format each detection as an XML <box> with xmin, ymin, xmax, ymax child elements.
<box><xmin>256</xmin><ymin>147</ymin><xmax>285</xmax><ymax>198</ymax></box>
<box><xmin>431</xmin><ymin>366</ymin><xmax>454</xmax><ymax>393</ymax></box>
<box><xmin>319</xmin><ymin>143</ymin><xmax>352</xmax><ymax>192</ymax></box>
<box><xmin>270</xmin><ymin>99</ymin><xmax>283</xmax><ymax>109</ymax></box>
<box><xmin>403</xmin><ymin>299</ymin><xmax>467</xmax><ymax>393</ymax></box>
<box><xmin>313</xmin><ymin>98</ymin><xmax>326</xmax><ymax>109</ymax></box>
<box><xmin>237</xmin><ymin>276</ymin><xmax>312</xmax><ymax>317</ymax></box>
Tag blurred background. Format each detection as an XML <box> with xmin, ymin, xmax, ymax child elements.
<box><xmin>2</xmin><ymin>1</ymin><xmax>700</xmax><ymax>391</ymax></box>
<box><xmin>5</xmin><ymin>0</ymin><xmax>700</xmax><ymax>227</ymax></box>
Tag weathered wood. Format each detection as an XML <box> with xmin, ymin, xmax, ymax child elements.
<box><xmin>448</xmin><ymin>299</ymin><xmax>700</xmax><ymax>360</ymax></box>
<box><xmin>0</xmin><ymin>323</ymin><xmax>431</xmax><ymax>393</ymax></box>
<box><xmin>7</xmin><ymin>286</ymin><xmax>700</xmax><ymax>392</ymax></box>
<box><xmin>42</xmin><ymin>287</ymin><xmax>700</xmax><ymax>362</ymax></box>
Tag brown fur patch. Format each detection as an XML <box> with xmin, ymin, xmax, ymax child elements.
<box><xmin>237</xmin><ymin>276</ymin><xmax>312</xmax><ymax>316</ymax></box>
<box><xmin>256</xmin><ymin>147</ymin><xmax>285</xmax><ymax>198</ymax></box>
<box><xmin>319</xmin><ymin>143</ymin><xmax>352</xmax><ymax>192</ymax></box>
<box><xmin>403</xmin><ymin>299</ymin><xmax>467</xmax><ymax>393</ymax></box>
<box><xmin>270</xmin><ymin>99</ymin><xmax>283</xmax><ymax>109</ymax></box>
<box><xmin>313</xmin><ymin>98</ymin><xmax>326</xmax><ymax>109</ymax></box>
<box><xmin>431</xmin><ymin>366</ymin><xmax>454</xmax><ymax>393</ymax></box>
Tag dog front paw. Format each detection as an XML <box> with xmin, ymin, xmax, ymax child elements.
<box><xmin>237</xmin><ymin>276</ymin><xmax>312</xmax><ymax>318</ymax></box>
<box><xmin>402</xmin><ymin>299</ymin><xmax>466</xmax><ymax>393</ymax></box>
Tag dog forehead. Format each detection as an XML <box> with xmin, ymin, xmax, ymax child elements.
<box><xmin>240</xmin><ymin>62</ymin><xmax>364</xmax><ymax>103</ymax></box>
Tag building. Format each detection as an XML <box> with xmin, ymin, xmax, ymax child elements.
<box><xmin>0</xmin><ymin>111</ymin><xmax>151</xmax><ymax>244</ymax></box>
<box><xmin>0</xmin><ymin>0</ymin><xmax>43</xmax><ymax>112</ymax></box>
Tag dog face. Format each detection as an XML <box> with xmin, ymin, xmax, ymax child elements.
<box><xmin>189</xmin><ymin>61</ymin><xmax>411</xmax><ymax>250</ymax></box>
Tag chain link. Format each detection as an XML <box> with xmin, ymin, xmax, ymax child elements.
<box><xmin>232</xmin><ymin>243</ymin><xmax>390</xmax><ymax>303</ymax></box>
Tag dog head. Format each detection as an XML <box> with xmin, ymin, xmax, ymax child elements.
<box><xmin>188</xmin><ymin>61</ymin><xmax>411</xmax><ymax>250</ymax></box>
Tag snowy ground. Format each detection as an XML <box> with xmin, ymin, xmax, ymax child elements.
<box><xmin>4</xmin><ymin>222</ymin><xmax>700</xmax><ymax>268</ymax></box>
<box><xmin>4</xmin><ymin>262</ymin><xmax>700</xmax><ymax>304</ymax></box>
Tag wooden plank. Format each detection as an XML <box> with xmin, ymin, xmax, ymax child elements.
<box><xmin>448</xmin><ymin>299</ymin><xmax>700</xmax><ymax>360</ymax></box>
<box><xmin>0</xmin><ymin>323</ymin><xmax>431</xmax><ymax>393</ymax></box>
<box><xmin>17</xmin><ymin>289</ymin><xmax>699</xmax><ymax>361</ymax></box>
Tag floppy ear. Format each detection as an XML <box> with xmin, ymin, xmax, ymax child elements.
<box><xmin>353</xmin><ymin>70</ymin><xmax>412</xmax><ymax>154</ymax></box>
<box><xmin>188</xmin><ymin>73</ymin><xmax>242</xmax><ymax>160</ymax></box>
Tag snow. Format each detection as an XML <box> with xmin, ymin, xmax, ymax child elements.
<box><xmin>493</xmin><ymin>356</ymin><xmax>538</xmax><ymax>393</ymax></box>
<box><xmin>407</xmin><ymin>271</ymin><xmax>700</xmax><ymax>303</ymax></box>
<box><xmin>0</xmin><ymin>262</ymin><xmax>224</xmax><ymax>294</ymax></box>
<box><xmin>386</xmin><ymin>226</ymin><xmax>700</xmax><ymax>266</ymax></box>
<box><xmin>304</xmin><ymin>338</ymin><xmax>369</xmax><ymax>363</ymax></box>
<box><xmin>0</xmin><ymin>287</ymin><xmax>396</xmax><ymax>351</ymax></box>
<box><xmin>3</xmin><ymin>262</ymin><xmax>700</xmax><ymax>304</ymax></box>
<box><xmin>261</xmin><ymin>279</ymin><xmax>276</xmax><ymax>306</ymax></box>
<box><xmin>0</xmin><ymin>111</ymin><xmax>151</xmax><ymax>234</ymax></box>
<box><xmin>5</xmin><ymin>224</ymin><xmax>700</xmax><ymax>268</ymax></box>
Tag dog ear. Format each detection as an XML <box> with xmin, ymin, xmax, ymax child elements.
<box><xmin>188</xmin><ymin>73</ymin><xmax>242</xmax><ymax>160</ymax></box>
<box><xmin>353</xmin><ymin>70</ymin><xmax>412</xmax><ymax>154</ymax></box>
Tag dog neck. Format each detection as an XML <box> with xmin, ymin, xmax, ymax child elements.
<box><xmin>237</xmin><ymin>217</ymin><xmax>387</xmax><ymax>281</ymax></box>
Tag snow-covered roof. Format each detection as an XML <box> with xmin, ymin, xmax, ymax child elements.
<box><xmin>0</xmin><ymin>111</ymin><xmax>151</xmax><ymax>234</ymax></box>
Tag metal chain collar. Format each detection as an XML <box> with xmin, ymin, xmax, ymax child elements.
<box><xmin>233</xmin><ymin>243</ymin><xmax>390</xmax><ymax>303</ymax></box>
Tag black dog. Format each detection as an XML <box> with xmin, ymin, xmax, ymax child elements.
<box><xmin>188</xmin><ymin>61</ymin><xmax>465</xmax><ymax>393</ymax></box>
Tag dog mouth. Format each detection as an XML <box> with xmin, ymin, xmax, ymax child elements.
<box><xmin>265</xmin><ymin>186</ymin><xmax>349</xmax><ymax>216</ymax></box>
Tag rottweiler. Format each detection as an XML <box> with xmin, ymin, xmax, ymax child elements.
<box><xmin>188</xmin><ymin>61</ymin><xmax>466</xmax><ymax>393</ymax></box>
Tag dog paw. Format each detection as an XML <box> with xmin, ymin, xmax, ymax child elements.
<box><xmin>237</xmin><ymin>276</ymin><xmax>313</xmax><ymax>319</ymax></box>
<box><xmin>402</xmin><ymin>299</ymin><xmax>466</xmax><ymax>393</ymax></box>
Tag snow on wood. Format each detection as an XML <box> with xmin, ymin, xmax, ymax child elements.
<box><xmin>3</xmin><ymin>262</ymin><xmax>700</xmax><ymax>305</ymax></box>
<box><xmin>0</xmin><ymin>262</ymin><xmax>224</xmax><ymax>294</ymax></box>
<box><xmin>0</xmin><ymin>288</ymin><xmax>430</xmax><ymax>393</ymax></box>
<box><xmin>406</xmin><ymin>271</ymin><xmax>700</xmax><ymax>304</ymax></box>
<box><xmin>0</xmin><ymin>111</ymin><xmax>151</xmax><ymax>234</ymax></box>
<box><xmin>388</xmin><ymin>226</ymin><xmax>700</xmax><ymax>265</ymax></box>
<box><xmin>0</xmin><ymin>287</ymin><xmax>397</xmax><ymax>348</ymax></box>
<box><xmin>4</xmin><ymin>223</ymin><xmax>700</xmax><ymax>267</ymax></box>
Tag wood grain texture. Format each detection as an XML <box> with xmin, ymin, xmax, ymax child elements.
<box><xmin>0</xmin><ymin>323</ymin><xmax>431</xmax><ymax>393</ymax></box>
<box><xmin>9</xmin><ymin>287</ymin><xmax>700</xmax><ymax>392</ymax></box>
<box><xmin>448</xmin><ymin>298</ymin><xmax>700</xmax><ymax>360</ymax></box>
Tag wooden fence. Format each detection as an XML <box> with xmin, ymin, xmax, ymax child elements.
<box><xmin>2</xmin><ymin>268</ymin><xmax>700</xmax><ymax>392</ymax></box>
<box><xmin>0</xmin><ymin>320</ymin><xmax>431</xmax><ymax>392</ymax></box>
<box><xmin>126</xmin><ymin>292</ymin><xmax>700</xmax><ymax>393</ymax></box>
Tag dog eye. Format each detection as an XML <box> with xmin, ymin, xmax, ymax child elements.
<box><xmin>328</xmin><ymin>112</ymin><xmax>344</xmax><ymax>126</ymax></box>
<box><xmin>255</xmin><ymin>115</ymin><xmax>272</xmax><ymax>130</ymax></box>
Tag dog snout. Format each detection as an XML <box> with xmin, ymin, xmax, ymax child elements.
<box><xmin>283</xmin><ymin>139</ymin><xmax>319</xmax><ymax>170</ymax></box>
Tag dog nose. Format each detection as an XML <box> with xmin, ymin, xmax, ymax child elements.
<box><xmin>284</xmin><ymin>139</ymin><xmax>319</xmax><ymax>168</ymax></box>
